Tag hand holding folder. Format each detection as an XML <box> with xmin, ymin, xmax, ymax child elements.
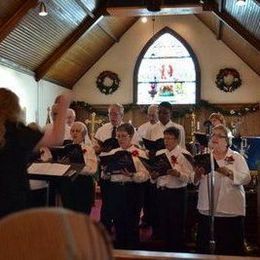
<box><xmin>139</xmin><ymin>153</ymin><xmax>172</xmax><ymax>177</ymax></box>
<box><xmin>193</xmin><ymin>153</ymin><xmax>219</xmax><ymax>175</ymax></box>
<box><xmin>99</xmin><ymin>150</ymin><xmax>136</xmax><ymax>175</ymax></box>
<box><xmin>142</xmin><ymin>138</ymin><xmax>165</xmax><ymax>152</ymax></box>
<box><xmin>97</xmin><ymin>138</ymin><xmax>120</xmax><ymax>153</ymax></box>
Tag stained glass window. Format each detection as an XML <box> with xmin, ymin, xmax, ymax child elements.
<box><xmin>135</xmin><ymin>28</ymin><xmax>200</xmax><ymax>105</ymax></box>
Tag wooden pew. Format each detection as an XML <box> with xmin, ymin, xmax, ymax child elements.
<box><xmin>113</xmin><ymin>249</ymin><xmax>258</xmax><ymax>259</ymax></box>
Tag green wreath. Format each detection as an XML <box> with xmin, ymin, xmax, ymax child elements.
<box><xmin>215</xmin><ymin>68</ymin><xmax>242</xmax><ymax>92</ymax></box>
<box><xmin>96</xmin><ymin>71</ymin><xmax>120</xmax><ymax>95</ymax></box>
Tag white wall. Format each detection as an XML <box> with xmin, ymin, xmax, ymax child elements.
<box><xmin>0</xmin><ymin>64</ymin><xmax>69</xmax><ymax>127</ymax></box>
<box><xmin>73</xmin><ymin>15</ymin><xmax>260</xmax><ymax>104</ymax></box>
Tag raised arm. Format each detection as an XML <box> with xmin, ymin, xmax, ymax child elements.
<box><xmin>35</xmin><ymin>92</ymin><xmax>73</xmax><ymax>150</ymax></box>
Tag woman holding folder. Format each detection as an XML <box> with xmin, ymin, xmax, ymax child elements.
<box><xmin>193</xmin><ymin>124</ymin><xmax>251</xmax><ymax>255</ymax></box>
<box><xmin>99</xmin><ymin>123</ymin><xmax>149</xmax><ymax>249</ymax></box>
<box><xmin>150</xmin><ymin>126</ymin><xmax>193</xmax><ymax>252</ymax></box>
<box><xmin>59</xmin><ymin>121</ymin><xmax>97</xmax><ymax>215</ymax></box>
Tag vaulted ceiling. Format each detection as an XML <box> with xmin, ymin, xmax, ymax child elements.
<box><xmin>0</xmin><ymin>0</ymin><xmax>259</xmax><ymax>89</ymax></box>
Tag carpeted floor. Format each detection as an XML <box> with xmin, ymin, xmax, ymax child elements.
<box><xmin>90</xmin><ymin>199</ymin><xmax>153</xmax><ymax>243</ymax></box>
<box><xmin>89</xmin><ymin>199</ymin><xmax>259</xmax><ymax>255</ymax></box>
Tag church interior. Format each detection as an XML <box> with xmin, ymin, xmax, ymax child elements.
<box><xmin>0</xmin><ymin>0</ymin><xmax>259</xmax><ymax>259</ymax></box>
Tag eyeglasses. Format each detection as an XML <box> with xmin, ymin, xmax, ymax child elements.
<box><xmin>211</xmin><ymin>134</ymin><xmax>227</xmax><ymax>139</ymax></box>
<box><xmin>116</xmin><ymin>134</ymin><xmax>130</xmax><ymax>139</ymax></box>
<box><xmin>108</xmin><ymin>112</ymin><xmax>121</xmax><ymax>117</ymax></box>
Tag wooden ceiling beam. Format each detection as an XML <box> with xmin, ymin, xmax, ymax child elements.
<box><xmin>105</xmin><ymin>0</ymin><xmax>218</xmax><ymax>16</ymax></box>
<box><xmin>74</xmin><ymin>0</ymin><xmax>95</xmax><ymax>18</ymax></box>
<box><xmin>0</xmin><ymin>0</ymin><xmax>38</xmax><ymax>43</ymax></box>
<box><xmin>212</xmin><ymin>7</ymin><xmax>260</xmax><ymax>51</ymax></box>
<box><xmin>75</xmin><ymin>0</ymin><xmax>118</xmax><ymax>42</ymax></box>
<box><xmin>106</xmin><ymin>0</ymin><xmax>204</xmax><ymax>16</ymax></box>
<box><xmin>216</xmin><ymin>0</ymin><xmax>225</xmax><ymax>40</ymax></box>
<box><xmin>35</xmin><ymin>8</ymin><xmax>105</xmax><ymax>82</ymax></box>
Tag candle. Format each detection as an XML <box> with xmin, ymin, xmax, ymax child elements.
<box><xmin>196</xmin><ymin>121</ymin><xmax>200</xmax><ymax>131</ymax></box>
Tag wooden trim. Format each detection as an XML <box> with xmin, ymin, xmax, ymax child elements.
<box><xmin>74</xmin><ymin>0</ymin><xmax>95</xmax><ymax>18</ymax></box>
<box><xmin>35</xmin><ymin>8</ymin><xmax>105</xmax><ymax>82</ymax></box>
<box><xmin>113</xmin><ymin>249</ymin><xmax>254</xmax><ymax>259</ymax></box>
<box><xmin>76</xmin><ymin>0</ymin><xmax>116</xmax><ymax>50</ymax></box>
<box><xmin>212</xmin><ymin>8</ymin><xmax>260</xmax><ymax>52</ymax></box>
<box><xmin>216</xmin><ymin>0</ymin><xmax>224</xmax><ymax>40</ymax></box>
<box><xmin>0</xmin><ymin>0</ymin><xmax>38</xmax><ymax>43</ymax></box>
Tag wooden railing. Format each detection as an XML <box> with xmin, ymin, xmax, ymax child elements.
<box><xmin>113</xmin><ymin>249</ymin><xmax>258</xmax><ymax>259</ymax></box>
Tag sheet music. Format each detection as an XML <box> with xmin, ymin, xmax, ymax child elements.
<box><xmin>28</xmin><ymin>163</ymin><xmax>70</xmax><ymax>176</ymax></box>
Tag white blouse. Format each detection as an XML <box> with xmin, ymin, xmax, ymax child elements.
<box><xmin>80</xmin><ymin>144</ymin><xmax>98</xmax><ymax>175</ymax></box>
<box><xmin>147</xmin><ymin>120</ymin><xmax>186</xmax><ymax>149</ymax></box>
<box><xmin>154</xmin><ymin>145</ymin><xmax>193</xmax><ymax>189</ymax></box>
<box><xmin>195</xmin><ymin>148</ymin><xmax>251</xmax><ymax>216</ymax></box>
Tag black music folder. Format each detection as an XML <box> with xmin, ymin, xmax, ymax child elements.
<box><xmin>50</xmin><ymin>144</ymin><xmax>84</xmax><ymax>164</ymax></box>
<box><xmin>99</xmin><ymin>150</ymin><xmax>136</xmax><ymax>175</ymax></box>
<box><xmin>139</xmin><ymin>153</ymin><xmax>172</xmax><ymax>176</ymax></box>
<box><xmin>142</xmin><ymin>138</ymin><xmax>165</xmax><ymax>152</ymax></box>
<box><xmin>194</xmin><ymin>132</ymin><xmax>209</xmax><ymax>147</ymax></box>
<box><xmin>193</xmin><ymin>153</ymin><xmax>219</xmax><ymax>175</ymax></box>
<box><xmin>97</xmin><ymin>137</ymin><xmax>120</xmax><ymax>152</ymax></box>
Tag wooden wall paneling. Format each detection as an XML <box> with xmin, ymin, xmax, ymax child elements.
<box><xmin>75</xmin><ymin>103</ymin><xmax>260</xmax><ymax>138</ymax></box>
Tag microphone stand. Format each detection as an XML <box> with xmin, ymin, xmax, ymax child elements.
<box><xmin>205</xmin><ymin>122</ymin><xmax>215</xmax><ymax>254</ymax></box>
<box><xmin>208</xmin><ymin>149</ymin><xmax>215</xmax><ymax>254</ymax></box>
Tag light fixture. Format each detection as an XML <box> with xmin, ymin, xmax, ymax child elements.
<box><xmin>141</xmin><ymin>17</ymin><xmax>148</xmax><ymax>23</ymax></box>
<box><xmin>148</xmin><ymin>16</ymin><xmax>158</xmax><ymax>99</ymax></box>
<box><xmin>236</xmin><ymin>0</ymin><xmax>246</xmax><ymax>6</ymax></box>
<box><xmin>39</xmin><ymin>2</ymin><xmax>48</xmax><ymax>16</ymax></box>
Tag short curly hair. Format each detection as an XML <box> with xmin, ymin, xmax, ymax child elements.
<box><xmin>209</xmin><ymin>112</ymin><xmax>226</xmax><ymax>125</ymax></box>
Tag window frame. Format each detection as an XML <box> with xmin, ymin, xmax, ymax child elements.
<box><xmin>133</xmin><ymin>26</ymin><xmax>201</xmax><ymax>105</ymax></box>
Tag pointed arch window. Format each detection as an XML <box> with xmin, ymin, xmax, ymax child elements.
<box><xmin>134</xmin><ymin>27</ymin><xmax>200</xmax><ymax>105</ymax></box>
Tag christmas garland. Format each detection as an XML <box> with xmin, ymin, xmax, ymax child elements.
<box><xmin>215</xmin><ymin>68</ymin><xmax>242</xmax><ymax>92</ymax></box>
<box><xmin>96</xmin><ymin>71</ymin><xmax>120</xmax><ymax>95</ymax></box>
<box><xmin>71</xmin><ymin>100</ymin><xmax>259</xmax><ymax>119</ymax></box>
